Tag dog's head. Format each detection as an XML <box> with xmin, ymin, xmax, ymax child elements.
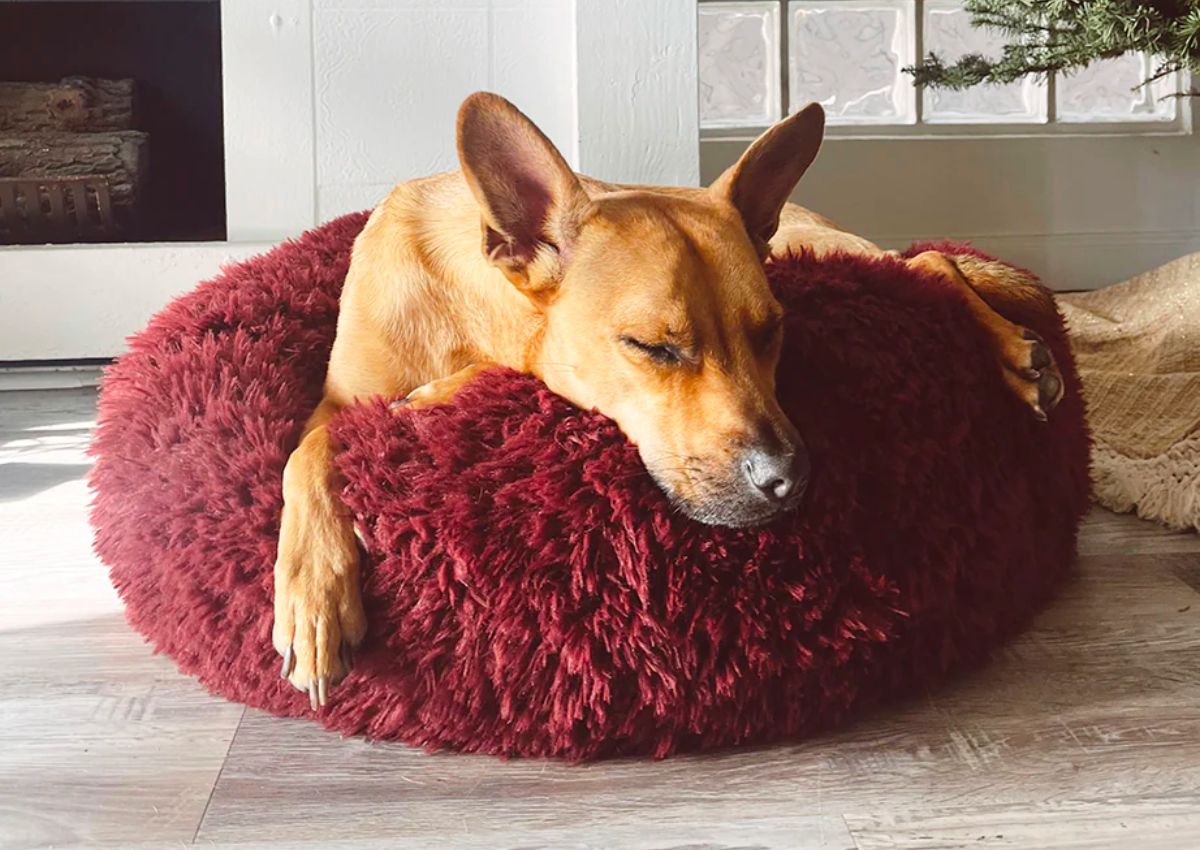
<box><xmin>457</xmin><ymin>92</ymin><xmax>824</xmax><ymax>527</ymax></box>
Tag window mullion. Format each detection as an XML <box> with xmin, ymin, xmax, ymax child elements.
<box><xmin>913</xmin><ymin>0</ymin><xmax>924</xmax><ymax>125</ymax></box>
<box><xmin>779</xmin><ymin>0</ymin><xmax>790</xmax><ymax>118</ymax></box>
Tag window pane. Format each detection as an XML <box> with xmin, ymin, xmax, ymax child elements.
<box><xmin>922</xmin><ymin>0</ymin><xmax>1046</xmax><ymax>123</ymax></box>
<box><xmin>788</xmin><ymin>0</ymin><xmax>916</xmax><ymax>125</ymax></box>
<box><xmin>699</xmin><ymin>2</ymin><xmax>781</xmax><ymax>128</ymax></box>
<box><xmin>1056</xmin><ymin>53</ymin><xmax>1177</xmax><ymax>123</ymax></box>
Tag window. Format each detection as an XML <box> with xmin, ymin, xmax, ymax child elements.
<box><xmin>698</xmin><ymin>0</ymin><xmax>1186</xmax><ymax>136</ymax></box>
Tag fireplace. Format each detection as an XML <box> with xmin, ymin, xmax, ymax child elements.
<box><xmin>0</xmin><ymin>1</ymin><xmax>225</xmax><ymax>244</ymax></box>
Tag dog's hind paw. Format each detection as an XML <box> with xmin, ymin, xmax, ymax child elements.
<box><xmin>997</xmin><ymin>327</ymin><xmax>1065</xmax><ymax>421</ymax></box>
<box><xmin>905</xmin><ymin>250</ymin><xmax>1064</xmax><ymax>421</ymax></box>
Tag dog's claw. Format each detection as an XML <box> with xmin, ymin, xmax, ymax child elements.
<box><xmin>388</xmin><ymin>397</ymin><xmax>410</xmax><ymax>414</ymax></box>
<box><xmin>284</xmin><ymin>650</ymin><xmax>350</xmax><ymax>709</ymax></box>
<box><xmin>276</xmin><ymin>632</ymin><xmax>361</xmax><ymax>709</ymax></box>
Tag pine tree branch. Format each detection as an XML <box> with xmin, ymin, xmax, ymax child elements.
<box><xmin>905</xmin><ymin>0</ymin><xmax>1200</xmax><ymax>95</ymax></box>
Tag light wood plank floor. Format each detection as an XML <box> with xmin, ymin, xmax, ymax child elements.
<box><xmin>2</xmin><ymin>387</ymin><xmax>1198</xmax><ymax>850</ymax></box>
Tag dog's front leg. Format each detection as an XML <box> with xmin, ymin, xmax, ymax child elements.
<box><xmin>273</xmin><ymin>398</ymin><xmax>367</xmax><ymax>707</ymax></box>
<box><xmin>390</xmin><ymin>362</ymin><xmax>498</xmax><ymax>411</ymax></box>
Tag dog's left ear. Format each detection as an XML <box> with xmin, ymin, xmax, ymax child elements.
<box><xmin>457</xmin><ymin>92</ymin><xmax>590</xmax><ymax>299</ymax></box>
<box><xmin>710</xmin><ymin>102</ymin><xmax>825</xmax><ymax>257</ymax></box>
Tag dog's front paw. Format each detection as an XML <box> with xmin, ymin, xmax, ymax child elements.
<box><xmin>272</xmin><ymin>525</ymin><xmax>366</xmax><ymax>708</ymax></box>
<box><xmin>997</xmin><ymin>327</ymin><xmax>1065</xmax><ymax>421</ymax></box>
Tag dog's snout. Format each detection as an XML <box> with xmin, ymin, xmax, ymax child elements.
<box><xmin>743</xmin><ymin>445</ymin><xmax>810</xmax><ymax>504</ymax></box>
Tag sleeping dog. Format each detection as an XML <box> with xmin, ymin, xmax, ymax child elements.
<box><xmin>274</xmin><ymin>92</ymin><xmax>1064</xmax><ymax>707</ymax></box>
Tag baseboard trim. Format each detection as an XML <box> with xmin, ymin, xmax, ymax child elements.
<box><xmin>0</xmin><ymin>364</ymin><xmax>105</xmax><ymax>392</ymax></box>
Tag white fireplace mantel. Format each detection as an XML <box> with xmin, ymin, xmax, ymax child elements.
<box><xmin>0</xmin><ymin>0</ymin><xmax>700</xmax><ymax>361</ymax></box>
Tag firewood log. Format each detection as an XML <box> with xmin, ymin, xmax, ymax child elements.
<box><xmin>0</xmin><ymin>77</ymin><xmax>135</xmax><ymax>132</ymax></box>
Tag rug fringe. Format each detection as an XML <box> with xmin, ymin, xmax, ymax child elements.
<box><xmin>1091</xmin><ymin>435</ymin><xmax>1200</xmax><ymax>533</ymax></box>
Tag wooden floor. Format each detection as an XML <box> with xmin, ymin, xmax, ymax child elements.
<box><xmin>2</xmin><ymin>387</ymin><xmax>1199</xmax><ymax>850</ymax></box>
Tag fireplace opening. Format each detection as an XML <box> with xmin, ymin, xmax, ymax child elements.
<box><xmin>0</xmin><ymin>1</ymin><xmax>225</xmax><ymax>245</ymax></box>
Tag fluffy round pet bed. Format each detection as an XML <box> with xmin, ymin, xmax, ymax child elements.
<box><xmin>90</xmin><ymin>212</ymin><xmax>1090</xmax><ymax>760</ymax></box>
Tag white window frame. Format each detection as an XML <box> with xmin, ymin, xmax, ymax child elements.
<box><xmin>698</xmin><ymin>0</ymin><xmax>1193</xmax><ymax>141</ymax></box>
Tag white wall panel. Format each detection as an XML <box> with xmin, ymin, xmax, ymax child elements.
<box><xmin>222</xmin><ymin>0</ymin><xmax>317</xmax><ymax>241</ymax></box>
<box><xmin>314</xmin><ymin>8</ymin><xmax>490</xmax><ymax>188</ymax></box>
<box><xmin>313</xmin><ymin>0</ymin><xmax>578</xmax><ymax>221</ymax></box>
<box><xmin>492</xmin><ymin>2</ymin><xmax>576</xmax><ymax>160</ymax></box>
<box><xmin>574</xmin><ymin>0</ymin><xmax>700</xmax><ymax>186</ymax></box>
<box><xmin>317</xmin><ymin>184</ymin><xmax>397</xmax><ymax>221</ymax></box>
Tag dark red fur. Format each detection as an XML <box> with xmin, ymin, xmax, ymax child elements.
<box><xmin>90</xmin><ymin>213</ymin><xmax>1091</xmax><ymax>760</ymax></box>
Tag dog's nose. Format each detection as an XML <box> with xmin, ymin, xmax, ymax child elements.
<box><xmin>743</xmin><ymin>446</ymin><xmax>809</xmax><ymax>503</ymax></box>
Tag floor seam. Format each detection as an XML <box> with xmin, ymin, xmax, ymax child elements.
<box><xmin>191</xmin><ymin>704</ymin><xmax>247</xmax><ymax>844</ymax></box>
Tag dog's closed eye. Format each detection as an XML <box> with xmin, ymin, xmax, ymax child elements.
<box><xmin>620</xmin><ymin>335</ymin><xmax>684</xmax><ymax>366</ymax></box>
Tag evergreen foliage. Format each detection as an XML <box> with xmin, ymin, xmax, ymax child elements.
<box><xmin>906</xmin><ymin>0</ymin><xmax>1200</xmax><ymax>93</ymax></box>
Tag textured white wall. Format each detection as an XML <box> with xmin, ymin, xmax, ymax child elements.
<box><xmin>574</xmin><ymin>0</ymin><xmax>699</xmax><ymax>186</ymax></box>
<box><xmin>312</xmin><ymin>0</ymin><xmax>576</xmax><ymax>220</ymax></box>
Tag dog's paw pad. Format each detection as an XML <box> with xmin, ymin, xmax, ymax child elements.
<box><xmin>1001</xmin><ymin>328</ymin><xmax>1064</xmax><ymax>420</ymax></box>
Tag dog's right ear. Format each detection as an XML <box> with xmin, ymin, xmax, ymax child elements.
<box><xmin>457</xmin><ymin>92</ymin><xmax>590</xmax><ymax>300</ymax></box>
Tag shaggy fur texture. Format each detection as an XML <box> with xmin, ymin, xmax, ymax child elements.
<box><xmin>90</xmin><ymin>212</ymin><xmax>1090</xmax><ymax>760</ymax></box>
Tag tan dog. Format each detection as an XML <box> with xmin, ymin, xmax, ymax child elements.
<box><xmin>273</xmin><ymin>92</ymin><xmax>1064</xmax><ymax>706</ymax></box>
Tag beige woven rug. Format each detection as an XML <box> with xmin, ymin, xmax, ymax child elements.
<box><xmin>1058</xmin><ymin>252</ymin><xmax>1200</xmax><ymax>533</ymax></box>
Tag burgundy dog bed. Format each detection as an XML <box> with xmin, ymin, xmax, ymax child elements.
<box><xmin>90</xmin><ymin>212</ymin><xmax>1090</xmax><ymax>760</ymax></box>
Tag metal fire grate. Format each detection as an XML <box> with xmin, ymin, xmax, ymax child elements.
<box><xmin>0</xmin><ymin>174</ymin><xmax>117</xmax><ymax>244</ymax></box>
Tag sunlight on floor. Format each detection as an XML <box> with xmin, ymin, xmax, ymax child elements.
<box><xmin>0</xmin><ymin>392</ymin><xmax>119</xmax><ymax>630</ymax></box>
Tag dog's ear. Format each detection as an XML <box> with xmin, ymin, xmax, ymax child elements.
<box><xmin>710</xmin><ymin>102</ymin><xmax>825</xmax><ymax>256</ymax></box>
<box><xmin>457</xmin><ymin>92</ymin><xmax>590</xmax><ymax>298</ymax></box>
